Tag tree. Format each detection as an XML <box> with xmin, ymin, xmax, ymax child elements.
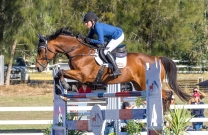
<box><xmin>2</xmin><ymin>1</ymin><xmax>24</xmax><ymax>86</ymax></box>
<box><xmin>2</xmin><ymin>0</ymin><xmax>208</xmax><ymax>74</ymax></box>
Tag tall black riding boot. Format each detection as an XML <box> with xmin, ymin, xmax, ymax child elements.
<box><xmin>106</xmin><ymin>51</ymin><xmax>122</xmax><ymax>77</ymax></box>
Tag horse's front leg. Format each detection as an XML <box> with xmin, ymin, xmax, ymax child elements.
<box><xmin>55</xmin><ymin>69</ymin><xmax>84</xmax><ymax>90</ymax></box>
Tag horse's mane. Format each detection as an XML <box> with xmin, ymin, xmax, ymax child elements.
<box><xmin>46</xmin><ymin>27</ymin><xmax>73</xmax><ymax>41</ymax></box>
<box><xmin>45</xmin><ymin>27</ymin><xmax>98</xmax><ymax>49</ymax></box>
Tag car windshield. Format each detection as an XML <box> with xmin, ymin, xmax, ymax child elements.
<box><xmin>13</xmin><ymin>58</ymin><xmax>26</xmax><ymax>66</ymax></box>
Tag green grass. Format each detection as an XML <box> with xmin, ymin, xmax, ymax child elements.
<box><xmin>0</xmin><ymin>111</ymin><xmax>52</xmax><ymax>131</ymax></box>
<box><xmin>0</xmin><ymin>95</ymin><xmax>53</xmax><ymax>107</ymax></box>
<box><xmin>29</xmin><ymin>72</ymin><xmax>53</xmax><ymax>80</ymax></box>
<box><xmin>1</xmin><ymin>125</ymin><xmax>50</xmax><ymax>133</ymax></box>
<box><xmin>0</xmin><ymin>112</ymin><xmax>52</xmax><ymax>120</ymax></box>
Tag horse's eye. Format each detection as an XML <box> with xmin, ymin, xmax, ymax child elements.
<box><xmin>37</xmin><ymin>49</ymin><xmax>43</xmax><ymax>54</ymax></box>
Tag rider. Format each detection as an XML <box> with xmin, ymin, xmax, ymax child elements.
<box><xmin>82</xmin><ymin>12</ymin><xmax>124</xmax><ymax>77</ymax></box>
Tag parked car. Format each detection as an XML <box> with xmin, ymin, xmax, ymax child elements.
<box><xmin>4</xmin><ymin>57</ymin><xmax>30</xmax><ymax>83</ymax></box>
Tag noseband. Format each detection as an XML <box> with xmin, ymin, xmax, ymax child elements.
<box><xmin>36</xmin><ymin>40</ymin><xmax>57</xmax><ymax>69</ymax></box>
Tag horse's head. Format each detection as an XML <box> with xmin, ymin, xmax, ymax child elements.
<box><xmin>36</xmin><ymin>34</ymin><xmax>56</xmax><ymax>72</ymax></box>
<box><xmin>35</xmin><ymin>27</ymin><xmax>97</xmax><ymax>72</ymax></box>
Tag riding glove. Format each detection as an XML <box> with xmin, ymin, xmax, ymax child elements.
<box><xmin>84</xmin><ymin>38</ymin><xmax>90</xmax><ymax>43</ymax></box>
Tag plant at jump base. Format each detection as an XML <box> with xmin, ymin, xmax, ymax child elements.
<box><xmin>42</xmin><ymin>124</ymin><xmax>53</xmax><ymax>135</ymax></box>
<box><xmin>43</xmin><ymin>113</ymin><xmax>84</xmax><ymax>135</ymax></box>
<box><xmin>67</xmin><ymin>113</ymin><xmax>84</xmax><ymax>135</ymax></box>
<box><xmin>162</xmin><ymin>106</ymin><xmax>192</xmax><ymax>135</ymax></box>
<box><xmin>135</xmin><ymin>97</ymin><xmax>146</xmax><ymax>107</ymax></box>
<box><xmin>125</xmin><ymin>120</ymin><xmax>145</xmax><ymax>135</ymax></box>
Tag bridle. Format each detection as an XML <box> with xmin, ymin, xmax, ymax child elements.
<box><xmin>36</xmin><ymin>36</ymin><xmax>97</xmax><ymax>69</ymax></box>
<box><xmin>36</xmin><ymin>40</ymin><xmax>57</xmax><ymax>69</ymax></box>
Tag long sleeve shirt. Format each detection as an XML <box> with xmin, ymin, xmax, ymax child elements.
<box><xmin>88</xmin><ymin>22</ymin><xmax>123</xmax><ymax>45</ymax></box>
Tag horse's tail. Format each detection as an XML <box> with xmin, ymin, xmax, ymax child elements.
<box><xmin>160</xmin><ymin>56</ymin><xmax>191</xmax><ymax>102</ymax></box>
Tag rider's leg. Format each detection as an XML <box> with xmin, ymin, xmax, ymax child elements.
<box><xmin>104</xmin><ymin>33</ymin><xmax>124</xmax><ymax>54</ymax></box>
<box><xmin>104</xmin><ymin>33</ymin><xmax>124</xmax><ymax>77</ymax></box>
<box><xmin>106</xmin><ymin>51</ymin><xmax>122</xmax><ymax>77</ymax></box>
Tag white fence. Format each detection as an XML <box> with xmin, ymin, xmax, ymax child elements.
<box><xmin>1</xmin><ymin>105</ymin><xmax>208</xmax><ymax>124</ymax></box>
<box><xmin>1</xmin><ymin>104</ymin><xmax>208</xmax><ymax>135</ymax></box>
<box><xmin>27</xmin><ymin>63</ymin><xmax>208</xmax><ymax>74</ymax></box>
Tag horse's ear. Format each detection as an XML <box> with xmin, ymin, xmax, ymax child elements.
<box><xmin>37</xmin><ymin>34</ymin><xmax>46</xmax><ymax>42</ymax></box>
<box><xmin>37</xmin><ymin>34</ymin><xmax>41</xmax><ymax>39</ymax></box>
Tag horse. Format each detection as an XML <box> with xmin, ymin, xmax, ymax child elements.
<box><xmin>35</xmin><ymin>27</ymin><xmax>190</xmax><ymax>111</ymax></box>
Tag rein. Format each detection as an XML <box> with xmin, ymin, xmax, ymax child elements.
<box><xmin>68</xmin><ymin>38</ymin><xmax>97</xmax><ymax>60</ymax></box>
<box><xmin>77</xmin><ymin>38</ymin><xmax>98</xmax><ymax>49</ymax></box>
<box><xmin>36</xmin><ymin>38</ymin><xmax>97</xmax><ymax>69</ymax></box>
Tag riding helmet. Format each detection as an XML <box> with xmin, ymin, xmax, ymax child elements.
<box><xmin>83</xmin><ymin>12</ymin><xmax>98</xmax><ymax>22</ymax></box>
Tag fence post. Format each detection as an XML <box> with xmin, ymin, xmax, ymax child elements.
<box><xmin>0</xmin><ymin>55</ymin><xmax>4</xmax><ymax>85</ymax></box>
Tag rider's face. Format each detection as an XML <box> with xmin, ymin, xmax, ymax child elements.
<box><xmin>85</xmin><ymin>21</ymin><xmax>93</xmax><ymax>28</ymax></box>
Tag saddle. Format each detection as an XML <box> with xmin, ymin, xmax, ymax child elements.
<box><xmin>98</xmin><ymin>44</ymin><xmax>127</xmax><ymax>63</ymax></box>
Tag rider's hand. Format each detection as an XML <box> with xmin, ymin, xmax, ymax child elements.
<box><xmin>84</xmin><ymin>38</ymin><xmax>90</xmax><ymax>43</ymax></box>
<box><xmin>96</xmin><ymin>44</ymin><xmax>104</xmax><ymax>48</ymax></box>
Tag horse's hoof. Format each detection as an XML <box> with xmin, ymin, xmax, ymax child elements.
<box><xmin>55</xmin><ymin>84</ymin><xmax>62</xmax><ymax>95</ymax></box>
<box><xmin>60</xmin><ymin>96</ymin><xmax>70</xmax><ymax>102</ymax></box>
<box><xmin>61</xmin><ymin>80</ymin><xmax>71</xmax><ymax>90</ymax></box>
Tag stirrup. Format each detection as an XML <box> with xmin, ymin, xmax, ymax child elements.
<box><xmin>109</xmin><ymin>71</ymin><xmax>122</xmax><ymax>78</ymax></box>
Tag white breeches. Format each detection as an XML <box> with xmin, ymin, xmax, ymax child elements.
<box><xmin>104</xmin><ymin>33</ymin><xmax>124</xmax><ymax>55</ymax></box>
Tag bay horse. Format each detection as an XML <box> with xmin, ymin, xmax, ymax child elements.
<box><xmin>35</xmin><ymin>27</ymin><xmax>190</xmax><ymax>111</ymax></box>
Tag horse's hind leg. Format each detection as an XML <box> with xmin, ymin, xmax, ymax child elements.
<box><xmin>131</xmin><ymin>81</ymin><xmax>143</xmax><ymax>91</ymax></box>
<box><xmin>162</xmin><ymin>90</ymin><xmax>173</xmax><ymax>112</ymax></box>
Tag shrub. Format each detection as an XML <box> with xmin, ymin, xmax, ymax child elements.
<box><xmin>43</xmin><ymin>113</ymin><xmax>84</xmax><ymax>135</ymax></box>
<box><xmin>125</xmin><ymin>120</ymin><xmax>145</xmax><ymax>135</ymax></box>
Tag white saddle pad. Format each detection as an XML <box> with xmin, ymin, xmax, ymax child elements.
<box><xmin>94</xmin><ymin>49</ymin><xmax>127</xmax><ymax>68</ymax></box>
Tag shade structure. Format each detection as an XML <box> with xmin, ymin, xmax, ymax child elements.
<box><xmin>197</xmin><ymin>80</ymin><xmax>208</xmax><ymax>86</ymax></box>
